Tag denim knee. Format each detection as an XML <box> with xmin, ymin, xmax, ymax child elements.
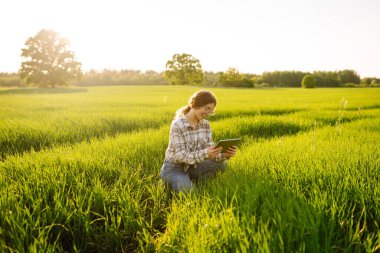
<box><xmin>161</xmin><ymin>160</ymin><xmax>193</xmax><ymax>193</ymax></box>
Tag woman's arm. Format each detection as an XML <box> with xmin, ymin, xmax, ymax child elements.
<box><xmin>206</xmin><ymin>125</ymin><xmax>226</xmax><ymax>162</ymax></box>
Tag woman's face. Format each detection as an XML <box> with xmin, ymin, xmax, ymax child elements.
<box><xmin>193</xmin><ymin>103</ymin><xmax>215</xmax><ymax>121</ymax></box>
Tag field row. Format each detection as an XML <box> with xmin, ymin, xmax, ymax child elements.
<box><xmin>1</xmin><ymin>106</ymin><xmax>376</xmax><ymax>160</ymax></box>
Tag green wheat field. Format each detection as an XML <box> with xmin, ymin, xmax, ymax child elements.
<box><xmin>0</xmin><ymin>86</ymin><xmax>379</xmax><ymax>252</ymax></box>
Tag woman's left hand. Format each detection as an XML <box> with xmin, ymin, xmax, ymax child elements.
<box><xmin>224</xmin><ymin>146</ymin><xmax>237</xmax><ymax>159</ymax></box>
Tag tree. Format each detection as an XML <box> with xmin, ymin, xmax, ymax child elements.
<box><xmin>204</xmin><ymin>71</ymin><xmax>222</xmax><ymax>87</ymax></box>
<box><xmin>164</xmin><ymin>53</ymin><xmax>204</xmax><ymax>85</ymax></box>
<box><xmin>261</xmin><ymin>71</ymin><xmax>307</xmax><ymax>87</ymax></box>
<box><xmin>338</xmin><ymin>69</ymin><xmax>360</xmax><ymax>85</ymax></box>
<box><xmin>302</xmin><ymin>75</ymin><xmax>317</xmax><ymax>88</ymax></box>
<box><xmin>19</xmin><ymin>29</ymin><xmax>82</xmax><ymax>87</ymax></box>
<box><xmin>312</xmin><ymin>71</ymin><xmax>340</xmax><ymax>87</ymax></box>
<box><xmin>219</xmin><ymin>67</ymin><xmax>253</xmax><ymax>87</ymax></box>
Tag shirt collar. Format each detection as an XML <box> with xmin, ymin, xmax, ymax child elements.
<box><xmin>180</xmin><ymin>114</ymin><xmax>204</xmax><ymax>130</ymax></box>
<box><xmin>180</xmin><ymin>114</ymin><xmax>192</xmax><ymax>129</ymax></box>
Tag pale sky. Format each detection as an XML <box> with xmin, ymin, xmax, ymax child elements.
<box><xmin>1</xmin><ymin>0</ymin><xmax>379</xmax><ymax>77</ymax></box>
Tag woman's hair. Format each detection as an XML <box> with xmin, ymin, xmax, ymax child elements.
<box><xmin>175</xmin><ymin>90</ymin><xmax>217</xmax><ymax>119</ymax></box>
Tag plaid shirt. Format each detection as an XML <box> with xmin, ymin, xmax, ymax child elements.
<box><xmin>165</xmin><ymin>115</ymin><xmax>225</xmax><ymax>171</ymax></box>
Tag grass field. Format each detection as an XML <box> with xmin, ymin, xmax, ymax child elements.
<box><xmin>0</xmin><ymin>86</ymin><xmax>379</xmax><ymax>252</ymax></box>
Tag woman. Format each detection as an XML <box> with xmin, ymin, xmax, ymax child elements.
<box><xmin>160</xmin><ymin>90</ymin><xmax>237</xmax><ymax>192</ymax></box>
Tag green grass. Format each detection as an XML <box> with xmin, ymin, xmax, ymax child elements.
<box><xmin>0</xmin><ymin>86</ymin><xmax>379</xmax><ymax>252</ymax></box>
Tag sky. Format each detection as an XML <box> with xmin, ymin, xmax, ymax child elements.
<box><xmin>1</xmin><ymin>0</ymin><xmax>379</xmax><ymax>77</ymax></box>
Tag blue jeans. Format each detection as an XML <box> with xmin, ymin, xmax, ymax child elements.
<box><xmin>160</xmin><ymin>159</ymin><xmax>227</xmax><ymax>192</ymax></box>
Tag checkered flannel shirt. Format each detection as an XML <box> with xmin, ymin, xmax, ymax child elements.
<box><xmin>165</xmin><ymin>115</ymin><xmax>225</xmax><ymax>171</ymax></box>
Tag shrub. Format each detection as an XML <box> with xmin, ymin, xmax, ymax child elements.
<box><xmin>255</xmin><ymin>82</ymin><xmax>270</xmax><ymax>88</ymax></box>
<box><xmin>342</xmin><ymin>83</ymin><xmax>356</xmax><ymax>87</ymax></box>
<box><xmin>369</xmin><ymin>83</ymin><xmax>380</xmax><ymax>87</ymax></box>
<box><xmin>302</xmin><ymin>75</ymin><xmax>317</xmax><ymax>88</ymax></box>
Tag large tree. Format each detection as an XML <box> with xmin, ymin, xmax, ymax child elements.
<box><xmin>19</xmin><ymin>29</ymin><xmax>82</xmax><ymax>87</ymax></box>
<box><xmin>164</xmin><ymin>53</ymin><xmax>204</xmax><ymax>85</ymax></box>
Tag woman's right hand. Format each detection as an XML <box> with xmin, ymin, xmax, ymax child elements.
<box><xmin>207</xmin><ymin>146</ymin><xmax>222</xmax><ymax>159</ymax></box>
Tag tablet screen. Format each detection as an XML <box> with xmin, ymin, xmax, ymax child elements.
<box><xmin>215</xmin><ymin>138</ymin><xmax>241</xmax><ymax>151</ymax></box>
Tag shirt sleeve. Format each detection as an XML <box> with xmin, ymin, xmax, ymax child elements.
<box><xmin>206</xmin><ymin>124</ymin><xmax>226</xmax><ymax>162</ymax></box>
<box><xmin>170</xmin><ymin>123</ymin><xmax>208</xmax><ymax>164</ymax></box>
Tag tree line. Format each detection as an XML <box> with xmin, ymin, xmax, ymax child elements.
<box><xmin>1</xmin><ymin>29</ymin><xmax>379</xmax><ymax>88</ymax></box>
<box><xmin>2</xmin><ymin>69</ymin><xmax>379</xmax><ymax>88</ymax></box>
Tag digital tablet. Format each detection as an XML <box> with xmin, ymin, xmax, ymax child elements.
<box><xmin>215</xmin><ymin>138</ymin><xmax>241</xmax><ymax>152</ymax></box>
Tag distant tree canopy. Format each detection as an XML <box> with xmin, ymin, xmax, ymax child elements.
<box><xmin>164</xmin><ymin>53</ymin><xmax>204</xmax><ymax>85</ymax></box>
<box><xmin>219</xmin><ymin>67</ymin><xmax>254</xmax><ymax>87</ymax></box>
<box><xmin>338</xmin><ymin>69</ymin><xmax>361</xmax><ymax>84</ymax></box>
<box><xmin>19</xmin><ymin>29</ymin><xmax>82</xmax><ymax>87</ymax></box>
<box><xmin>76</xmin><ymin>69</ymin><xmax>166</xmax><ymax>86</ymax></box>
<box><xmin>259</xmin><ymin>70</ymin><xmax>361</xmax><ymax>87</ymax></box>
<box><xmin>261</xmin><ymin>71</ymin><xmax>306</xmax><ymax>87</ymax></box>
<box><xmin>312</xmin><ymin>71</ymin><xmax>340</xmax><ymax>87</ymax></box>
<box><xmin>3</xmin><ymin>69</ymin><xmax>377</xmax><ymax>88</ymax></box>
<box><xmin>361</xmin><ymin>77</ymin><xmax>380</xmax><ymax>87</ymax></box>
<box><xmin>3</xmin><ymin>50</ymin><xmax>378</xmax><ymax>89</ymax></box>
<box><xmin>0</xmin><ymin>73</ymin><xmax>21</xmax><ymax>87</ymax></box>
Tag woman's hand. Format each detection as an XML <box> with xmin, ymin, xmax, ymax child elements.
<box><xmin>224</xmin><ymin>146</ymin><xmax>237</xmax><ymax>159</ymax></box>
<box><xmin>207</xmin><ymin>146</ymin><xmax>222</xmax><ymax>159</ymax></box>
